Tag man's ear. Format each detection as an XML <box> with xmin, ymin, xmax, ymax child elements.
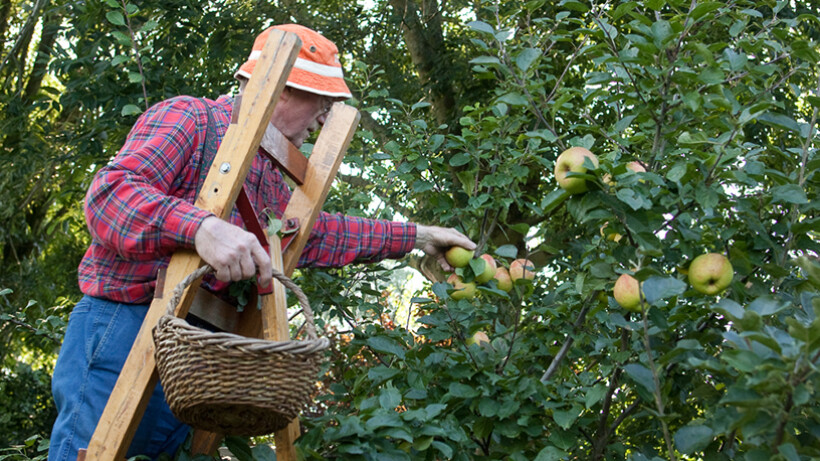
<box><xmin>279</xmin><ymin>86</ymin><xmax>292</xmax><ymax>102</ymax></box>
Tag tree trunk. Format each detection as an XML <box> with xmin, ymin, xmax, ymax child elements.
<box><xmin>388</xmin><ymin>0</ymin><xmax>456</xmax><ymax>126</ymax></box>
<box><xmin>23</xmin><ymin>5</ymin><xmax>60</xmax><ymax>102</ymax></box>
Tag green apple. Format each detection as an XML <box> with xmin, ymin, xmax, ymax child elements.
<box><xmin>474</xmin><ymin>254</ymin><xmax>497</xmax><ymax>284</ymax></box>
<box><xmin>466</xmin><ymin>331</ymin><xmax>490</xmax><ymax>346</ymax></box>
<box><xmin>613</xmin><ymin>273</ymin><xmax>642</xmax><ymax>312</ymax></box>
<box><xmin>688</xmin><ymin>253</ymin><xmax>733</xmax><ymax>295</ymax></box>
<box><xmin>445</xmin><ymin>246</ymin><xmax>474</xmax><ymax>268</ymax></box>
<box><xmin>554</xmin><ymin>146</ymin><xmax>599</xmax><ymax>194</ymax></box>
<box><xmin>493</xmin><ymin>266</ymin><xmax>513</xmax><ymax>292</ymax></box>
<box><xmin>447</xmin><ymin>274</ymin><xmax>476</xmax><ymax>300</ymax></box>
<box><xmin>509</xmin><ymin>258</ymin><xmax>535</xmax><ymax>282</ymax></box>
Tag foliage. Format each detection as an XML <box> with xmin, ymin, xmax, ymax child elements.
<box><xmin>1</xmin><ymin>0</ymin><xmax>819</xmax><ymax>459</ymax></box>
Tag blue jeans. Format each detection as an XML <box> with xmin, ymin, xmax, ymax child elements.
<box><xmin>49</xmin><ymin>296</ymin><xmax>190</xmax><ymax>461</ymax></box>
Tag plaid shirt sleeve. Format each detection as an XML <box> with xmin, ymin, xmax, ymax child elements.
<box><xmin>84</xmin><ymin>97</ymin><xmax>214</xmax><ymax>260</ymax></box>
<box><xmin>299</xmin><ymin>212</ymin><xmax>417</xmax><ymax>267</ymax></box>
<box><xmin>259</xmin><ymin>167</ymin><xmax>416</xmax><ymax>268</ymax></box>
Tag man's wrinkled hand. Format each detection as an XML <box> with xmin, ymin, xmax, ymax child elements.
<box><xmin>414</xmin><ymin>224</ymin><xmax>476</xmax><ymax>272</ymax></box>
<box><xmin>194</xmin><ymin>216</ymin><xmax>273</xmax><ymax>288</ymax></box>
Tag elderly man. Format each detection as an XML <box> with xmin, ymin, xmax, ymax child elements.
<box><xmin>48</xmin><ymin>24</ymin><xmax>475</xmax><ymax>461</ymax></box>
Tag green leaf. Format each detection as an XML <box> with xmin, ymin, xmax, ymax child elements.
<box><xmin>747</xmin><ymin>295</ymin><xmax>789</xmax><ymax>316</ymax></box>
<box><xmin>379</xmin><ymin>386</ymin><xmax>402</xmax><ymax>409</ymax></box>
<box><xmin>365</xmin><ymin>410</ymin><xmax>403</xmax><ymax>430</ymax></box>
<box><xmin>449</xmin><ymin>152</ymin><xmax>472</xmax><ymax>167</ymax></box>
<box><xmin>674</xmin><ymin>425</ymin><xmax>714</xmax><ymax>454</ymax></box>
<box><xmin>223</xmin><ymin>437</ymin><xmax>254</xmax><ymax>461</ymax></box>
<box><xmin>106</xmin><ymin>11</ymin><xmax>126</xmax><ymax>26</ymax></box>
<box><xmin>553</xmin><ymin>407</ymin><xmax>580</xmax><ymax>429</ymax></box>
<box><xmin>516</xmin><ymin>47</ymin><xmax>541</xmax><ymax>72</ymax></box>
<box><xmin>432</xmin><ymin>441</ymin><xmax>453</xmax><ymax>458</ymax></box>
<box><xmin>541</xmin><ymin>189</ymin><xmax>570</xmax><ymax>214</ymax></box>
<box><xmin>714</xmin><ymin>298</ymin><xmax>745</xmax><ymax>319</ymax></box>
<box><xmin>585</xmin><ymin>383</ymin><xmax>607</xmax><ymax>409</ymax></box>
<box><xmin>448</xmin><ymin>382</ymin><xmax>480</xmax><ymax>398</ymax></box>
<box><xmin>642</xmin><ymin>276</ymin><xmax>686</xmax><ymax>305</ymax></box>
<box><xmin>468</xmin><ymin>20</ymin><xmax>494</xmax><ymax>35</ymax></box>
<box><xmin>624</xmin><ymin>363</ymin><xmax>655</xmax><ymax>393</ymax></box>
<box><xmin>771</xmin><ymin>184</ymin><xmax>809</xmax><ymax>204</ymax></box>
<box><xmin>757</xmin><ymin>112</ymin><xmax>803</xmax><ymax>133</ymax></box>
<box><xmin>121</xmin><ymin>104</ymin><xmax>142</xmax><ymax>116</ymax></box>
<box><xmin>534</xmin><ymin>446</ymin><xmax>568</xmax><ymax>461</ymax></box>
<box><xmin>250</xmin><ymin>445</ymin><xmax>277</xmax><ymax>461</ymax></box>
<box><xmin>615</xmin><ymin>188</ymin><xmax>652</xmax><ymax>210</ymax></box>
<box><xmin>478</xmin><ymin>398</ymin><xmax>499</xmax><ymax>417</ymax></box>
<box><xmin>495</xmin><ymin>244</ymin><xmax>518</xmax><ymax>259</ymax></box>
<box><xmin>367</xmin><ymin>336</ymin><xmax>406</xmax><ymax>359</ymax></box>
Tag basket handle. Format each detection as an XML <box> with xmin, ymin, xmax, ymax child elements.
<box><xmin>164</xmin><ymin>265</ymin><xmax>321</xmax><ymax>341</ymax></box>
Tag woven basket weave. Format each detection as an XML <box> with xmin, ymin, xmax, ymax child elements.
<box><xmin>153</xmin><ymin>265</ymin><xmax>329</xmax><ymax>436</ymax></box>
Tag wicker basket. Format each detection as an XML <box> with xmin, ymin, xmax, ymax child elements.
<box><xmin>153</xmin><ymin>265</ymin><xmax>329</xmax><ymax>436</ymax></box>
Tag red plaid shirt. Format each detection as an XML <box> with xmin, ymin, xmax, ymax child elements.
<box><xmin>79</xmin><ymin>95</ymin><xmax>416</xmax><ymax>304</ymax></box>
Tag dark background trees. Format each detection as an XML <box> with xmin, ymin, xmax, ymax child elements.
<box><xmin>1</xmin><ymin>0</ymin><xmax>818</xmax><ymax>459</ymax></box>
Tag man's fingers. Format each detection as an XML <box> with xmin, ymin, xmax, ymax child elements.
<box><xmin>252</xmin><ymin>244</ymin><xmax>273</xmax><ymax>289</ymax></box>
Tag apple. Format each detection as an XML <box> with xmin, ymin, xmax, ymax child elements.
<box><xmin>613</xmin><ymin>273</ymin><xmax>643</xmax><ymax>312</ymax></box>
<box><xmin>554</xmin><ymin>146</ymin><xmax>599</xmax><ymax>194</ymax></box>
<box><xmin>466</xmin><ymin>331</ymin><xmax>490</xmax><ymax>347</ymax></box>
<box><xmin>474</xmin><ymin>254</ymin><xmax>497</xmax><ymax>284</ymax></box>
<box><xmin>688</xmin><ymin>253</ymin><xmax>733</xmax><ymax>295</ymax></box>
<box><xmin>603</xmin><ymin>160</ymin><xmax>646</xmax><ymax>186</ymax></box>
<box><xmin>509</xmin><ymin>259</ymin><xmax>535</xmax><ymax>282</ymax></box>
<box><xmin>445</xmin><ymin>246</ymin><xmax>474</xmax><ymax>268</ymax></box>
<box><xmin>493</xmin><ymin>266</ymin><xmax>513</xmax><ymax>292</ymax></box>
<box><xmin>447</xmin><ymin>274</ymin><xmax>476</xmax><ymax>300</ymax></box>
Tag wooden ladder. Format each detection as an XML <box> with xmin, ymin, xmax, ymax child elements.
<box><xmin>79</xmin><ymin>29</ymin><xmax>360</xmax><ymax>461</ymax></box>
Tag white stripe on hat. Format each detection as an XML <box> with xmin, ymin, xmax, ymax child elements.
<box><xmin>292</xmin><ymin>57</ymin><xmax>344</xmax><ymax>78</ymax></box>
<box><xmin>246</xmin><ymin>51</ymin><xmax>344</xmax><ymax>78</ymax></box>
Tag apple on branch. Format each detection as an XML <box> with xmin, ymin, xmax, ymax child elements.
<box><xmin>603</xmin><ymin>160</ymin><xmax>646</xmax><ymax>186</ymax></box>
<box><xmin>445</xmin><ymin>246</ymin><xmax>474</xmax><ymax>268</ymax></box>
<box><xmin>447</xmin><ymin>273</ymin><xmax>476</xmax><ymax>300</ymax></box>
<box><xmin>466</xmin><ymin>331</ymin><xmax>490</xmax><ymax>347</ymax></box>
<box><xmin>688</xmin><ymin>253</ymin><xmax>733</xmax><ymax>295</ymax></box>
<box><xmin>474</xmin><ymin>254</ymin><xmax>497</xmax><ymax>284</ymax></box>
<box><xmin>510</xmin><ymin>258</ymin><xmax>536</xmax><ymax>282</ymax></box>
<box><xmin>493</xmin><ymin>266</ymin><xmax>513</xmax><ymax>292</ymax></box>
<box><xmin>613</xmin><ymin>273</ymin><xmax>643</xmax><ymax>312</ymax></box>
<box><xmin>554</xmin><ymin>146</ymin><xmax>599</xmax><ymax>194</ymax></box>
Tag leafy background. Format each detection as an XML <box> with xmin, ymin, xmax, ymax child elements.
<box><xmin>1</xmin><ymin>0</ymin><xmax>818</xmax><ymax>460</ymax></box>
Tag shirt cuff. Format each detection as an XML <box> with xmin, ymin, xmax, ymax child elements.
<box><xmin>386</xmin><ymin>221</ymin><xmax>417</xmax><ymax>259</ymax></box>
<box><xmin>163</xmin><ymin>202</ymin><xmax>215</xmax><ymax>248</ymax></box>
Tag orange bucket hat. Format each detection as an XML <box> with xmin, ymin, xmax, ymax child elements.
<box><xmin>235</xmin><ymin>24</ymin><xmax>352</xmax><ymax>99</ymax></box>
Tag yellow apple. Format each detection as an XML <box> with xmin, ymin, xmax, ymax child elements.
<box><xmin>510</xmin><ymin>258</ymin><xmax>535</xmax><ymax>281</ymax></box>
<box><xmin>466</xmin><ymin>331</ymin><xmax>490</xmax><ymax>346</ymax></box>
<box><xmin>445</xmin><ymin>246</ymin><xmax>474</xmax><ymax>268</ymax></box>
<box><xmin>613</xmin><ymin>273</ymin><xmax>642</xmax><ymax>312</ymax></box>
<box><xmin>688</xmin><ymin>253</ymin><xmax>733</xmax><ymax>295</ymax></box>
<box><xmin>554</xmin><ymin>146</ymin><xmax>599</xmax><ymax>194</ymax></box>
<box><xmin>447</xmin><ymin>274</ymin><xmax>476</xmax><ymax>300</ymax></box>
<box><xmin>475</xmin><ymin>254</ymin><xmax>497</xmax><ymax>284</ymax></box>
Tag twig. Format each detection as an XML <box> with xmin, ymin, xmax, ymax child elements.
<box><xmin>120</xmin><ymin>0</ymin><xmax>149</xmax><ymax>109</ymax></box>
<box><xmin>540</xmin><ymin>291</ymin><xmax>598</xmax><ymax>383</ymax></box>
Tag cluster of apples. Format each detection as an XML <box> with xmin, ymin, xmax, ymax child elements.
<box><xmin>444</xmin><ymin>246</ymin><xmax>535</xmax><ymax>300</ymax></box>
<box><xmin>613</xmin><ymin>253</ymin><xmax>734</xmax><ymax>312</ymax></box>
<box><xmin>554</xmin><ymin>146</ymin><xmax>646</xmax><ymax>194</ymax></box>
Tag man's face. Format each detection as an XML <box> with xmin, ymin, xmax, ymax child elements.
<box><xmin>271</xmin><ymin>87</ymin><xmax>334</xmax><ymax>147</ymax></box>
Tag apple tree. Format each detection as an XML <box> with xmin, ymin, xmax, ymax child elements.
<box><xmin>295</xmin><ymin>0</ymin><xmax>820</xmax><ymax>459</ymax></box>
